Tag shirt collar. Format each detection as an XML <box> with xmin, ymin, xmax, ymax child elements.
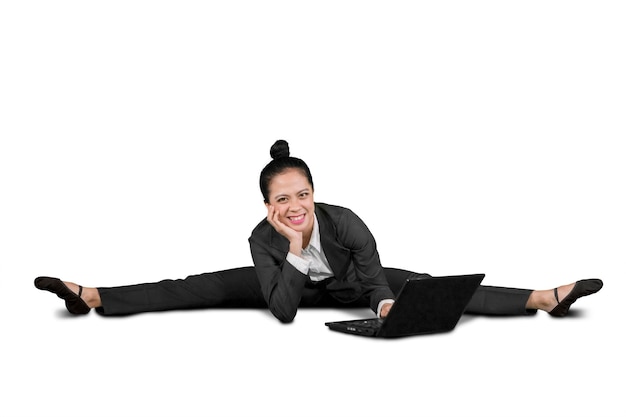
<box><xmin>307</xmin><ymin>213</ymin><xmax>322</xmax><ymax>253</ymax></box>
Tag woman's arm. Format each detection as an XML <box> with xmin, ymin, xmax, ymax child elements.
<box><xmin>249</xmin><ymin>236</ymin><xmax>308</xmax><ymax>323</ymax></box>
<box><xmin>336</xmin><ymin>208</ymin><xmax>396</xmax><ymax>313</ymax></box>
<box><xmin>249</xmin><ymin>205</ymin><xmax>311</xmax><ymax>323</ymax></box>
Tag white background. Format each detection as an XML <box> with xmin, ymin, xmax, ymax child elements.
<box><xmin>1</xmin><ymin>1</ymin><xmax>625</xmax><ymax>416</ymax></box>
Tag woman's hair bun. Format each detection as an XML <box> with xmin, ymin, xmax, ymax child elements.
<box><xmin>270</xmin><ymin>139</ymin><xmax>290</xmax><ymax>159</ymax></box>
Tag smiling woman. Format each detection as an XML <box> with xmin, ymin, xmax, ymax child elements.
<box><xmin>35</xmin><ymin>140</ymin><xmax>603</xmax><ymax>324</ymax></box>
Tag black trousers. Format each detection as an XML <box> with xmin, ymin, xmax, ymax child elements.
<box><xmin>96</xmin><ymin>267</ymin><xmax>535</xmax><ymax>316</ymax></box>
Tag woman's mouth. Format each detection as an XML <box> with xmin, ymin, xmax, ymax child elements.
<box><xmin>288</xmin><ymin>214</ymin><xmax>306</xmax><ymax>225</ymax></box>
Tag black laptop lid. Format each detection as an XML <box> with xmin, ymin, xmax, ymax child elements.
<box><xmin>377</xmin><ymin>274</ymin><xmax>484</xmax><ymax>338</ymax></box>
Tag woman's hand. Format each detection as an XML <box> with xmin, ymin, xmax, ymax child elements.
<box><xmin>266</xmin><ymin>205</ymin><xmax>303</xmax><ymax>256</ymax></box>
<box><xmin>380</xmin><ymin>302</ymin><xmax>393</xmax><ymax>318</ymax></box>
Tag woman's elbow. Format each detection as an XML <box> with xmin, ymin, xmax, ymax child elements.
<box><xmin>270</xmin><ymin>304</ymin><xmax>298</xmax><ymax>323</ymax></box>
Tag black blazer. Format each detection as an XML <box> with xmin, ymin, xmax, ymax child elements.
<box><xmin>248</xmin><ymin>202</ymin><xmax>395</xmax><ymax>323</ymax></box>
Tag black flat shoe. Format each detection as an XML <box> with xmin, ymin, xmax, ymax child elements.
<box><xmin>549</xmin><ymin>278</ymin><xmax>603</xmax><ymax>317</ymax></box>
<box><xmin>34</xmin><ymin>276</ymin><xmax>91</xmax><ymax>315</ymax></box>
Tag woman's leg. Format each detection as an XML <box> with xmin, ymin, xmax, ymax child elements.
<box><xmin>45</xmin><ymin>267</ymin><xmax>265</xmax><ymax>316</ymax></box>
<box><xmin>96</xmin><ymin>266</ymin><xmax>265</xmax><ymax>315</ymax></box>
<box><xmin>466</xmin><ymin>285</ymin><xmax>534</xmax><ymax>315</ymax></box>
<box><xmin>383</xmin><ymin>268</ymin><xmax>602</xmax><ymax>316</ymax></box>
<box><xmin>384</xmin><ymin>267</ymin><xmax>534</xmax><ymax>315</ymax></box>
<box><xmin>384</xmin><ymin>268</ymin><xmax>536</xmax><ymax>315</ymax></box>
<box><xmin>470</xmin><ymin>281</ymin><xmax>604</xmax><ymax>316</ymax></box>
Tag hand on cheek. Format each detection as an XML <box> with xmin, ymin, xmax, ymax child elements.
<box><xmin>266</xmin><ymin>204</ymin><xmax>303</xmax><ymax>254</ymax></box>
<box><xmin>266</xmin><ymin>205</ymin><xmax>291</xmax><ymax>235</ymax></box>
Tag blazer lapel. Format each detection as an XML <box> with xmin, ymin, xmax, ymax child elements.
<box><xmin>316</xmin><ymin>205</ymin><xmax>351</xmax><ymax>279</ymax></box>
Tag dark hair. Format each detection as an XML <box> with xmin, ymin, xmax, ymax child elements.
<box><xmin>259</xmin><ymin>140</ymin><xmax>314</xmax><ymax>203</ymax></box>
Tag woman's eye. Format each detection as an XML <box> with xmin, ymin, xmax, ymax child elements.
<box><xmin>299</xmin><ymin>193</ymin><xmax>308</xmax><ymax>198</ymax></box>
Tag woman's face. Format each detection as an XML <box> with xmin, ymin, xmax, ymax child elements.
<box><xmin>266</xmin><ymin>168</ymin><xmax>315</xmax><ymax>235</ymax></box>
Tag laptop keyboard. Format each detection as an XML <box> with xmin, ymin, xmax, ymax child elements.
<box><xmin>346</xmin><ymin>319</ymin><xmax>384</xmax><ymax>329</ymax></box>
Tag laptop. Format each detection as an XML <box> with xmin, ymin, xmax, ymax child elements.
<box><xmin>325</xmin><ymin>274</ymin><xmax>484</xmax><ymax>338</ymax></box>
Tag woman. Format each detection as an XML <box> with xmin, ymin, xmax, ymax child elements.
<box><xmin>35</xmin><ymin>140</ymin><xmax>603</xmax><ymax>323</ymax></box>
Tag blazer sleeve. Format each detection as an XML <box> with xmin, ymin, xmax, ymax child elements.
<box><xmin>248</xmin><ymin>226</ymin><xmax>309</xmax><ymax>323</ymax></box>
<box><xmin>335</xmin><ymin>208</ymin><xmax>395</xmax><ymax>312</ymax></box>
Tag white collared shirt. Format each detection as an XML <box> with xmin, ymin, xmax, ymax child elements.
<box><xmin>286</xmin><ymin>214</ymin><xmax>394</xmax><ymax>317</ymax></box>
<box><xmin>286</xmin><ymin>214</ymin><xmax>334</xmax><ymax>281</ymax></box>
